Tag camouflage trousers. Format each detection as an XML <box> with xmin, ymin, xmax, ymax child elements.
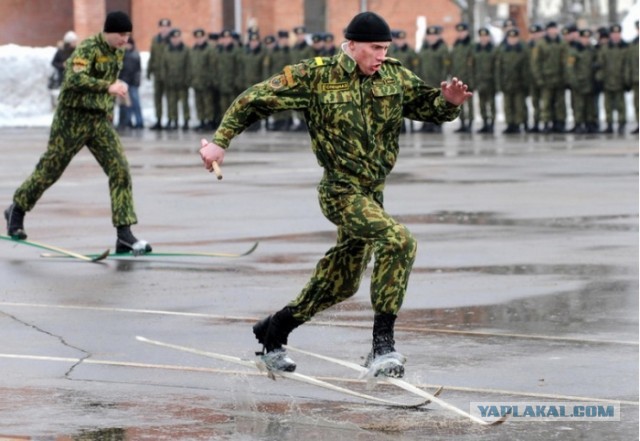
<box><xmin>166</xmin><ymin>87</ymin><xmax>190</xmax><ymax>122</ymax></box>
<box><xmin>13</xmin><ymin>106</ymin><xmax>138</xmax><ymax>227</ymax></box>
<box><xmin>193</xmin><ymin>87</ymin><xmax>213</xmax><ymax>122</ymax></box>
<box><xmin>540</xmin><ymin>86</ymin><xmax>567</xmax><ymax>122</ymax></box>
<box><xmin>503</xmin><ymin>91</ymin><xmax>527</xmax><ymax>125</ymax></box>
<box><xmin>603</xmin><ymin>90</ymin><xmax>626</xmax><ymax>124</ymax></box>
<box><xmin>288</xmin><ymin>178</ymin><xmax>417</xmax><ymax>322</ymax></box>
<box><xmin>152</xmin><ymin>78</ymin><xmax>166</xmax><ymax>121</ymax></box>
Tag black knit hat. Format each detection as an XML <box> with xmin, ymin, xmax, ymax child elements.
<box><xmin>104</xmin><ymin>11</ymin><xmax>132</xmax><ymax>33</ymax></box>
<box><xmin>344</xmin><ymin>12</ymin><xmax>392</xmax><ymax>42</ymax></box>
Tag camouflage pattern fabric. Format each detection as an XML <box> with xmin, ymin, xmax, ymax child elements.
<box><xmin>213</xmin><ymin>49</ymin><xmax>460</xmax><ymax>321</ymax></box>
<box><xmin>13</xmin><ymin>33</ymin><xmax>137</xmax><ymax>228</ymax></box>
<box><xmin>147</xmin><ymin>33</ymin><xmax>169</xmax><ymax>121</ymax></box>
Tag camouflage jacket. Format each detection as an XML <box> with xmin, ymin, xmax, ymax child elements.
<box><xmin>418</xmin><ymin>39</ymin><xmax>450</xmax><ymax>87</ymax></box>
<box><xmin>58</xmin><ymin>32</ymin><xmax>123</xmax><ymax>114</ymax></box>
<box><xmin>596</xmin><ymin>40</ymin><xmax>629</xmax><ymax>91</ymax></box>
<box><xmin>163</xmin><ymin>42</ymin><xmax>191</xmax><ymax>88</ymax></box>
<box><xmin>567</xmin><ymin>43</ymin><xmax>596</xmax><ymax>92</ymax></box>
<box><xmin>531</xmin><ymin>35</ymin><xmax>567</xmax><ymax>87</ymax></box>
<box><xmin>147</xmin><ymin>33</ymin><xmax>168</xmax><ymax>80</ymax></box>
<box><xmin>213</xmin><ymin>50</ymin><xmax>460</xmax><ymax>187</ymax></box>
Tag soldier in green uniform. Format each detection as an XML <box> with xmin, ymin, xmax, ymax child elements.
<box><xmin>566</xmin><ymin>29</ymin><xmax>597</xmax><ymax>134</ymax></box>
<box><xmin>163</xmin><ymin>29</ymin><xmax>191</xmax><ymax>130</ymax></box>
<box><xmin>207</xmin><ymin>32</ymin><xmax>222</xmax><ymax>129</ymax></box>
<box><xmin>418</xmin><ymin>25</ymin><xmax>450</xmax><ymax>132</ymax></box>
<box><xmin>596</xmin><ymin>24</ymin><xmax>629</xmax><ymax>134</ymax></box>
<box><xmin>291</xmin><ymin>26</ymin><xmax>314</xmax><ymax>131</ymax></box>
<box><xmin>532</xmin><ymin>22</ymin><xmax>567</xmax><ymax>133</ymax></box>
<box><xmin>242</xmin><ymin>33</ymin><xmax>265</xmax><ymax>131</ymax></box>
<box><xmin>191</xmin><ymin>29</ymin><xmax>213</xmax><ymax>131</ymax></box>
<box><xmin>449</xmin><ymin>22</ymin><xmax>475</xmax><ymax>132</ymax></box>
<box><xmin>473</xmin><ymin>28</ymin><xmax>497</xmax><ymax>133</ymax></box>
<box><xmin>267</xmin><ymin>30</ymin><xmax>293</xmax><ymax>131</ymax></box>
<box><xmin>527</xmin><ymin>24</ymin><xmax>545</xmax><ymax>132</ymax></box>
<box><xmin>147</xmin><ymin>18</ymin><xmax>172</xmax><ymax>130</ymax></box>
<box><xmin>199</xmin><ymin>12</ymin><xmax>470</xmax><ymax>376</ymax></box>
<box><xmin>496</xmin><ymin>28</ymin><xmax>530</xmax><ymax>133</ymax></box>
<box><xmin>217</xmin><ymin>30</ymin><xmax>241</xmax><ymax>118</ymax></box>
<box><xmin>627</xmin><ymin>21</ymin><xmax>639</xmax><ymax>134</ymax></box>
<box><xmin>390</xmin><ymin>30</ymin><xmax>420</xmax><ymax>132</ymax></box>
<box><xmin>4</xmin><ymin>12</ymin><xmax>151</xmax><ymax>254</ymax></box>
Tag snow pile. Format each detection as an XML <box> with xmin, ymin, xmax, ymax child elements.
<box><xmin>0</xmin><ymin>44</ymin><xmax>56</xmax><ymax>126</ymax></box>
<box><xmin>0</xmin><ymin>44</ymin><xmax>155</xmax><ymax>127</ymax></box>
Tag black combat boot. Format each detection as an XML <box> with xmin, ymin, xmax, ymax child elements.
<box><xmin>364</xmin><ymin>313</ymin><xmax>406</xmax><ymax>378</ymax></box>
<box><xmin>4</xmin><ymin>203</ymin><xmax>27</xmax><ymax>239</ymax></box>
<box><xmin>115</xmin><ymin>225</ymin><xmax>152</xmax><ymax>255</ymax></box>
<box><xmin>253</xmin><ymin>306</ymin><xmax>304</xmax><ymax>372</ymax></box>
<box><xmin>617</xmin><ymin>123</ymin><xmax>626</xmax><ymax>135</ymax></box>
<box><xmin>150</xmin><ymin>121</ymin><xmax>163</xmax><ymax>130</ymax></box>
<box><xmin>602</xmin><ymin>123</ymin><xmax>614</xmax><ymax>134</ymax></box>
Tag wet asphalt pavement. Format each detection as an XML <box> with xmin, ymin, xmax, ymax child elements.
<box><xmin>0</xmin><ymin>125</ymin><xmax>637</xmax><ymax>440</ymax></box>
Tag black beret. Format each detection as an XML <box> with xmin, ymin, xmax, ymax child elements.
<box><xmin>311</xmin><ymin>33</ymin><xmax>323</xmax><ymax>43</ymax></box>
<box><xmin>169</xmin><ymin>28</ymin><xmax>181</xmax><ymax>38</ymax></box>
<box><xmin>159</xmin><ymin>18</ymin><xmax>171</xmax><ymax>27</ymax></box>
<box><xmin>208</xmin><ymin>32</ymin><xmax>219</xmax><ymax>41</ymax></box>
<box><xmin>456</xmin><ymin>22</ymin><xmax>469</xmax><ymax>31</ymax></box>
<box><xmin>294</xmin><ymin>26</ymin><xmax>306</xmax><ymax>35</ymax></box>
<box><xmin>277</xmin><ymin>30</ymin><xmax>289</xmax><ymax>38</ymax></box>
<box><xmin>546</xmin><ymin>21</ymin><xmax>558</xmax><ymax>29</ymax></box>
<box><xmin>503</xmin><ymin>18</ymin><xmax>516</xmax><ymax>28</ymax></box>
<box><xmin>610</xmin><ymin>24</ymin><xmax>622</xmax><ymax>33</ymax></box>
<box><xmin>220</xmin><ymin>29</ymin><xmax>232</xmax><ymax>38</ymax></box>
<box><xmin>507</xmin><ymin>28</ymin><xmax>520</xmax><ymax>37</ymax></box>
<box><xmin>344</xmin><ymin>11</ymin><xmax>392</xmax><ymax>42</ymax></box>
<box><xmin>478</xmin><ymin>28</ymin><xmax>490</xmax><ymax>36</ymax></box>
<box><xmin>579</xmin><ymin>29</ymin><xmax>593</xmax><ymax>37</ymax></box>
<box><xmin>565</xmin><ymin>23</ymin><xmax>578</xmax><ymax>33</ymax></box>
<box><xmin>264</xmin><ymin>35</ymin><xmax>276</xmax><ymax>44</ymax></box>
<box><xmin>193</xmin><ymin>28</ymin><xmax>205</xmax><ymax>37</ymax></box>
<box><xmin>323</xmin><ymin>33</ymin><xmax>334</xmax><ymax>42</ymax></box>
<box><xmin>426</xmin><ymin>26</ymin><xmax>441</xmax><ymax>35</ymax></box>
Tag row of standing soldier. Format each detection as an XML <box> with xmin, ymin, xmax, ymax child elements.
<box><xmin>146</xmin><ymin>18</ymin><xmax>640</xmax><ymax>135</ymax></box>
<box><xmin>147</xmin><ymin>19</ymin><xmax>334</xmax><ymax>132</ymax></box>
<box><xmin>394</xmin><ymin>20</ymin><xmax>639</xmax><ymax>135</ymax></box>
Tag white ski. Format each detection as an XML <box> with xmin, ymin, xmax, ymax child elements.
<box><xmin>286</xmin><ymin>346</ymin><xmax>508</xmax><ymax>426</ymax></box>
<box><xmin>135</xmin><ymin>336</ymin><xmax>429</xmax><ymax>408</ymax></box>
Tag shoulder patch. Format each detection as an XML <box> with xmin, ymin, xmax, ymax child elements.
<box><xmin>72</xmin><ymin>57</ymin><xmax>88</xmax><ymax>73</ymax></box>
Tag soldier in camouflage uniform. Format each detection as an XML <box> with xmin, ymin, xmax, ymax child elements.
<box><xmin>496</xmin><ymin>28</ymin><xmax>530</xmax><ymax>134</ymax></box>
<box><xmin>596</xmin><ymin>24</ymin><xmax>629</xmax><ymax>134</ymax></box>
<box><xmin>473</xmin><ymin>28</ymin><xmax>497</xmax><ymax>133</ymax></box>
<box><xmin>207</xmin><ymin>33</ymin><xmax>222</xmax><ymax>129</ymax></box>
<box><xmin>418</xmin><ymin>25</ymin><xmax>450</xmax><ymax>132</ymax></box>
<box><xmin>191</xmin><ymin>29</ymin><xmax>214</xmax><ymax>131</ymax></box>
<box><xmin>531</xmin><ymin>22</ymin><xmax>567</xmax><ymax>133</ymax></box>
<box><xmin>527</xmin><ymin>24</ymin><xmax>545</xmax><ymax>132</ymax></box>
<box><xmin>217</xmin><ymin>30</ymin><xmax>241</xmax><ymax>118</ymax></box>
<box><xmin>267</xmin><ymin>30</ymin><xmax>294</xmax><ymax>131</ymax></box>
<box><xmin>147</xmin><ymin>18</ymin><xmax>172</xmax><ymax>130</ymax></box>
<box><xmin>566</xmin><ymin>29</ymin><xmax>597</xmax><ymax>134</ymax></box>
<box><xmin>4</xmin><ymin>12</ymin><xmax>151</xmax><ymax>255</ymax></box>
<box><xmin>449</xmin><ymin>23</ymin><xmax>475</xmax><ymax>132</ymax></box>
<box><xmin>199</xmin><ymin>12</ymin><xmax>470</xmax><ymax>377</ymax></box>
<box><xmin>241</xmin><ymin>33</ymin><xmax>265</xmax><ymax>131</ymax></box>
<box><xmin>390</xmin><ymin>30</ymin><xmax>420</xmax><ymax>132</ymax></box>
<box><xmin>627</xmin><ymin>21</ymin><xmax>639</xmax><ymax>134</ymax></box>
<box><xmin>163</xmin><ymin>29</ymin><xmax>191</xmax><ymax>130</ymax></box>
<box><xmin>291</xmin><ymin>26</ymin><xmax>314</xmax><ymax>131</ymax></box>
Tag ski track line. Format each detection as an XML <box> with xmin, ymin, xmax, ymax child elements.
<box><xmin>0</xmin><ymin>301</ymin><xmax>636</xmax><ymax>346</ymax></box>
<box><xmin>0</xmin><ymin>352</ymin><xmax>636</xmax><ymax>406</ymax></box>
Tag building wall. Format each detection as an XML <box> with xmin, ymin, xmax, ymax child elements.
<box><xmin>0</xmin><ymin>0</ymin><xmax>463</xmax><ymax>51</ymax></box>
<box><xmin>0</xmin><ymin>0</ymin><xmax>74</xmax><ymax>47</ymax></box>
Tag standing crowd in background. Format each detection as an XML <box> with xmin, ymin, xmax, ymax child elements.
<box><xmin>49</xmin><ymin>17</ymin><xmax>640</xmax><ymax>135</ymax></box>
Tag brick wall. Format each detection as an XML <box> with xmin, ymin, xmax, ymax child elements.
<box><xmin>0</xmin><ymin>0</ymin><xmax>74</xmax><ymax>47</ymax></box>
<box><xmin>0</xmin><ymin>0</ymin><xmax>464</xmax><ymax>51</ymax></box>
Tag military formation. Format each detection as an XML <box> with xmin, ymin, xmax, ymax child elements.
<box><xmin>145</xmin><ymin>18</ymin><xmax>639</xmax><ymax>135</ymax></box>
<box><xmin>146</xmin><ymin>19</ymin><xmax>338</xmax><ymax>132</ymax></box>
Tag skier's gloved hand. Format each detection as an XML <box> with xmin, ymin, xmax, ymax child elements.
<box><xmin>199</xmin><ymin>138</ymin><xmax>225</xmax><ymax>172</ymax></box>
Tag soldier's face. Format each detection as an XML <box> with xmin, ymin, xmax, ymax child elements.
<box><xmin>348</xmin><ymin>41</ymin><xmax>390</xmax><ymax>76</ymax></box>
<box><xmin>104</xmin><ymin>32</ymin><xmax>131</xmax><ymax>49</ymax></box>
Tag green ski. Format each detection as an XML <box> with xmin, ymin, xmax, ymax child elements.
<box><xmin>41</xmin><ymin>241</ymin><xmax>259</xmax><ymax>260</ymax></box>
<box><xmin>1</xmin><ymin>234</ymin><xmax>109</xmax><ymax>262</ymax></box>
